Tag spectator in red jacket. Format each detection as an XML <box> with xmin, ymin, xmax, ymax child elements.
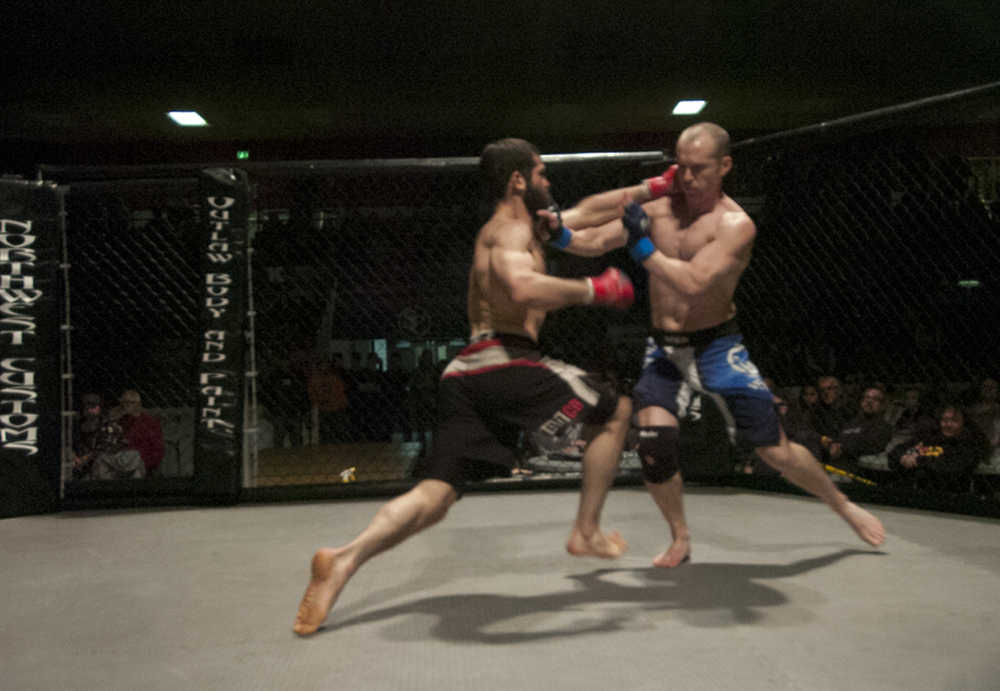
<box><xmin>114</xmin><ymin>390</ymin><xmax>165</xmax><ymax>476</ymax></box>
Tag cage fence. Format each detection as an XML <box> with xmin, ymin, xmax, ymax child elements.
<box><xmin>41</xmin><ymin>83</ymin><xmax>1000</xmax><ymax>512</ymax></box>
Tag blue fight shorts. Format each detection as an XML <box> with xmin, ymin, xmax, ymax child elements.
<box><xmin>632</xmin><ymin>319</ymin><xmax>780</xmax><ymax>448</ymax></box>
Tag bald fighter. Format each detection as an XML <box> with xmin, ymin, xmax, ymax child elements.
<box><xmin>546</xmin><ymin>122</ymin><xmax>885</xmax><ymax>567</ymax></box>
<box><xmin>293</xmin><ymin>138</ymin><xmax>635</xmax><ymax>636</ymax></box>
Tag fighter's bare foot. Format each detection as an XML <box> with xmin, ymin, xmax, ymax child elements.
<box><xmin>652</xmin><ymin>535</ymin><xmax>691</xmax><ymax>568</ymax></box>
<box><xmin>838</xmin><ymin>501</ymin><xmax>885</xmax><ymax>547</ymax></box>
<box><xmin>293</xmin><ymin>548</ymin><xmax>350</xmax><ymax>636</ymax></box>
<box><xmin>566</xmin><ymin>528</ymin><xmax>628</xmax><ymax>559</ymax></box>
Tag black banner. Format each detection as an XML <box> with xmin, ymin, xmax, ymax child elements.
<box><xmin>193</xmin><ymin>169</ymin><xmax>248</xmax><ymax>501</ymax></box>
<box><xmin>0</xmin><ymin>181</ymin><xmax>63</xmax><ymax>517</ymax></box>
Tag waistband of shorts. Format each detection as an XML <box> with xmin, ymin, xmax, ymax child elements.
<box><xmin>650</xmin><ymin>318</ymin><xmax>740</xmax><ymax>348</ymax></box>
<box><xmin>463</xmin><ymin>331</ymin><xmax>538</xmax><ymax>354</ymax></box>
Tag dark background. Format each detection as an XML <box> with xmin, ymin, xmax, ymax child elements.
<box><xmin>3</xmin><ymin>1</ymin><xmax>999</xmax><ymax>171</ymax></box>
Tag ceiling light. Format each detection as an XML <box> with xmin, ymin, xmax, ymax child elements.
<box><xmin>672</xmin><ymin>100</ymin><xmax>707</xmax><ymax>115</ymax></box>
<box><xmin>167</xmin><ymin>111</ymin><xmax>208</xmax><ymax>126</ymax></box>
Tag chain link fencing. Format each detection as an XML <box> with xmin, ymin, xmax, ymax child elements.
<box><xmin>40</xmin><ymin>83</ymin><xmax>1000</xmax><ymax>515</ymax></box>
<box><xmin>246</xmin><ymin>155</ymin><xmax>665</xmax><ymax>489</ymax></box>
<box><xmin>60</xmin><ymin>178</ymin><xmax>204</xmax><ymax>482</ymax></box>
<box><xmin>725</xmin><ymin>85</ymin><xmax>1000</xmax><ymax>509</ymax></box>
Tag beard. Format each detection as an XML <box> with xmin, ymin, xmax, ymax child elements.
<box><xmin>523</xmin><ymin>181</ymin><xmax>554</xmax><ymax>215</ymax></box>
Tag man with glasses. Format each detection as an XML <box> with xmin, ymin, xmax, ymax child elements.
<box><xmin>827</xmin><ymin>386</ymin><xmax>894</xmax><ymax>478</ymax></box>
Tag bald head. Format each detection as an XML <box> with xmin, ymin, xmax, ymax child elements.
<box><xmin>677</xmin><ymin>122</ymin><xmax>731</xmax><ymax>159</ymax></box>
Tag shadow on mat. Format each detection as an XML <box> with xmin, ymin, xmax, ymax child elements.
<box><xmin>316</xmin><ymin>549</ymin><xmax>882</xmax><ymax>643</ymax></box>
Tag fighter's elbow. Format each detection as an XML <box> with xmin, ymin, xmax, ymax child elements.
<box><xmin>666</xmin><ymin>273</ymin><xmax>708</xmax><ymax>298</ymax></box>
<box><xmin>507</xmin><ymin>278</ymin><xmax>537</xmax><ymax>305</ymax></box>
<box><xmin>686</xmin><ymin>278</ymin><xmax>712</xmax><ymax>297</ymax></box>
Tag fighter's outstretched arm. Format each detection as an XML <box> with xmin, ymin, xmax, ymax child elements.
<box><xmin>538</xmin><ymin>166</ymin><xmax>680</xmax><ymax>256</ymax></box>
<box><xmin>559</xmin><ymin>165</ymin><xmax>679</xmax><ymax>230</ymax></box>
<box><xmin>536</xmin><ymin>189</ymin><xmax>634</xmax><ymax>257</ymax></box>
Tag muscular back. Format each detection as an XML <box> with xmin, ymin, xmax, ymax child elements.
<box><xmin>644</xmin><ymin>193</ymin><xmax>754</xmax><ymax>332</ymax></box>
<box><xmin>468</xmin><ymin>215</ymin><xmax>547</xmax><ymax>341</ymax></box>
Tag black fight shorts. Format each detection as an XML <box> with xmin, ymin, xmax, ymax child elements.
<box><xmin>419</xmin><ymin>334</ymin><xmax>619</xmax><ymax>493</ymax></box>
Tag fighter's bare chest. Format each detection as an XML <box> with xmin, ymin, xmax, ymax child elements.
<box><xmin>654</xmin><ymin>221</ymin><xmax>716</xmax><ymax>260</ymax></box>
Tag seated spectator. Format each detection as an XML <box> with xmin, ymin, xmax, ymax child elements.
<box><xmin>72</xmin><ymin>393</ymin><xmax>145</xmax><ymax>480</ymax></box>
<box><xmin>784</xmin><ymin>383</ymin><xmax>819</xmax><ymax>437</ymax></box>
<box><xmin>357</xmin><ymin>353</ymin><xmax>390</xmax><ymax>441</ymax></box>
<box><xmin>261</xmin><ymin>356</ymin><xmax>310</xmax><ymax>448</ymax></box>
<box><xmin>384</xmin><ymin>351</ymin><xmax>412</xmax><ymax>441</ymax></box>
<box><xmin>810</xmin><ymin>375</ymin><xmax>851</xmax><ymax>442</ymax></box>
<box><xmin>307</xmin><ymin>357</ymin><xmax>349</xmax><ymax>444</ymax></box>
<box><xmin>887</xmin><ymin>404</ymin><xmax>989</xmax><ymax>495</ymax></box>
<box><xmin>113</xmin><ymin>390</ymin><xmax>165</xmax><ymax>477</ymax></box>
<box><xmin>967</xmin><ymin>377</ymin><xmax>1000</xmax><ymax>451</ymax></box>
<box><xmin>407</xmin><ymin>349</ymin><xmax>439</xmax><ymax>457</ymax></box>
<box><xmin>840</xmin><ymin>372</ymin><xmax>866</xmax><ymax>418</ymax></box>
<box><xmin>885</xmin><ymin>385</ymin><xmax>938</xmax><ymax>443</ymax></box>
<box><xmin>827</xmin><ymin>385</ymin><xmax>893</xmax><ymax>475</ymax></box>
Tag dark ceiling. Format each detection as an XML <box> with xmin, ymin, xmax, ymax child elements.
<box><xmin>3</xmin><ymin>1</ymin><xmax>999</xmax><ymax>172</ymax></box>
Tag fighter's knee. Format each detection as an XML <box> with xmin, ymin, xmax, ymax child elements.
<box><xmin>425</xmin><ymin>499</ymin><xmax>452</xmax><ymax>526</ymax></box>
<box><xmin>412</xmin><ymin>479</ymin><xmax>457</xmax><ymax>522</ymax></box>
<box><xmin>636</xmin><ymin>426</ymin><xmax>680</xmax><ymax>484</ymax></box>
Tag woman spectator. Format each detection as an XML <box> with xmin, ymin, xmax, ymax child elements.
<box><xmin>887</xmin><ymin>404</ymin><xmax>988</xmax><ymax>495</ymax></box>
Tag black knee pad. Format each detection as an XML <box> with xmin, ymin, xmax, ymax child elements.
<box><xmin>636</xmin><ymin>426</ymin><xmax>680</xmax><ymax>483</ymax></box>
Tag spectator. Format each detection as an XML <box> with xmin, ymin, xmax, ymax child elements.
<box><xmin>407</xmin><ymin>349</ymin><xmax>439</xmax><ymax>456</ymax></box>
<box><xmin>383</xmin><ymin>351</ymin><xmax>411</xmax><ymax>441</ymax></box>
<box><xmin>344</xmin><ymin>351</ymin><xmax>366</xmax><ymax>441</ymax></box>
<box><xmin>114</xmin><ymin>390</ymin><xmax>164</xmax><ymax>477</ymax></box>
<box><xmin>811</xmin><ymin>375</ymin><xmax>851</xmax><ymax>442</ymax></box>
<box><xmin>784</xmin><ymin>383</ymin><xmax>820</xmax><ymax>436</ymax></box>
<box><xmin>73</xmin><ymin>393</ymin><xmax>145</xmax><ymax>480</ymax></box>
<box><xmin>827</xmin><ymin>385</ymin><xmax>894</xmax><ymax>475</ymax></box>
<box><xmin>967</xmin><ymin>377</ymin><xmax>1000</xmax><ymax>450</ymax></box>
<box><xmin>261</xmin><ymin>356</ymin><xmax>310</xmax><ymax>448</ymax></box>
<box><xmin>887</xmin><ymin>404</ymin><xmax>989</xmax><ymax>494</ymax></box>
<box><xmin>359</xmin><ymin>352</ymin><xmax>390</xmax><ymax>441</ymax></box>
<box><xmin>306</xmin><ymin>357</ymin><xmax>349</xmax><ymax>444</ymax></box>
<box><xmin>840</xmin><ymin>372</ymin><xmax>866</xmax><ymax>418</ymax></box>
<box><xmin>885</xmin><ymin>385</ymin><xmax>936</xmax><ymax>440</ymax></box>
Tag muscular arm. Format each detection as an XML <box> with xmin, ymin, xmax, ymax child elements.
<box><xmin>491</xmin><ymin>226</ymin><xmax>591</xmax><ymax>310</ymax></box>
<box><xmin>641</xmin><ymin>213</ymin><xmax>755</xmax><ymax>297</ymax></box>
<box><xmin>538</xmin><ymin>186</ymin><xmax>642</xmax><ymax>257</ymax></box>
<box><xmin>561</xmin><ymin>185</ymin><xmax>647</xmax><ymax>230</ymax></box>
<box><xmin>558</xmin><ymin>219</ymin><xmax>628</xmax><ymax>257</ymax></box>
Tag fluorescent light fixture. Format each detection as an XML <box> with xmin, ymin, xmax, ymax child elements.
<box><xmin>957</xmin><ymin>279</ymin><xmax>981</xmax><ymax>288</ymax></box>
<box><xmin>672</xmin><ymin>100</ymin><xmax>707</xmax><ymax>115</ymax></box>
<box><xmin>167</xmin><ymin>111</ymin><xmax>208</xmax><ymax>126</ymax></box>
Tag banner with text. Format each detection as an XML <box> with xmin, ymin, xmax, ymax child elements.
<box><xmin>193</xmin><ymin>169</ymin><xmax>248</xmax><ymax>500</ymax></box>
<box><xmin>0</xmin><ymin>181</ymin><xmax>63</xmax><ymax>517</ymax></box>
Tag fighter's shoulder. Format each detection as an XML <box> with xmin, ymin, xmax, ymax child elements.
<box><xmin>717</xmin><ymin>201</ymin><xmax>756</xmax><ymax>238</ymax></box>
<box><xmin>479</xmin><ymin>216</ymin><xmax>532</xmax><ymax>250</ymax></box>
